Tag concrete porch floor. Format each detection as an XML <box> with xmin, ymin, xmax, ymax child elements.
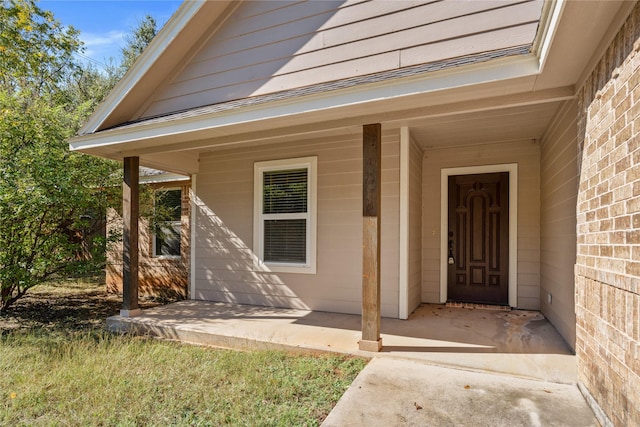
<box><xmin>107</xmin><ymin>301</ymin><xmax>576</xmax><ymax>384</ymax></box>
<box><xmin>107</xmin><ymin>301</ymin><xmax>598</xmax><ymax>426</ymax></box>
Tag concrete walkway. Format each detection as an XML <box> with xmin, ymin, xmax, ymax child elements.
<box><xmin>106</xmin><ymin>301</ymin><xmax>597</xmax><ymax>425</ymax></box>
<box><xmin>323</xmin><ymin>358</ymin><xmax>597</xmax><ymax>427</ymax></box>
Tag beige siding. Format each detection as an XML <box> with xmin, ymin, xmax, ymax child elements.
<box><xmin>408</xmin><ymin>139</ymin><xmax>423</xmax><ymax>313</ymax></box>
<box><xmin>141</xmin><ymin>0</ymin><xmax>542</xmax><ymax>118</ymax></box>
<box><xmin>421</xmin><ymin>141</ymin><xmax>541</xmax><ymax>309</ymax></box>
<box><xmin>193</xmin><ymin>130</ymin><xmax>400</xmax><ymax>317</ymax></box>
<box><xmin>540</xmin><ymin>100</ymin><xmax>578</xmax><ymax>350</ymax></box>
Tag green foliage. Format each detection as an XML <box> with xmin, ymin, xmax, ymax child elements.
<box><xmin>0</xmin><ymin>0</ymin><xmax>121</xmax><ymax>311</ymax></box>
<box><xmin>0</xmin><ymin>88</ymin><xmax>119</xmax><ymax>311</ymax></box>
<box><xmin>0</xmin><ymin>0</ymin><xmax>81</xmax><ymax>94</ymax></box>
<box><xmin>119</xmin><ymin>14</ymin><xmax>158</xmax><ymax>76</ymax></box>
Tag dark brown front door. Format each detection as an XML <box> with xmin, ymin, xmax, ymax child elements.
<box><xmin>447</xmin><ymin>172</ymin><xmax>509</xmax><ymax>305</ymax></box>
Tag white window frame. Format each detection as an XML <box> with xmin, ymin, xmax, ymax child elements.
<box><xmin>152</xmin><ymin>188</ymin><xmax>182</xmax><ymax>259</ymax></box>
<box><xmin>253</xmin><ymin>157</ymin><xmax>317</xmax><ymax>274</ymax></box>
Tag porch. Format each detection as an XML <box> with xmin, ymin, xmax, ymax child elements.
<box><xmin>107</xmin><ymin>301</ymin><xmax>576</xmax><ymax>384</ymax></box>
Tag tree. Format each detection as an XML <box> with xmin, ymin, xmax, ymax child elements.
<box><xmin>0</xmin><ymin>0</ymin><xmax>120</xmax><ymax>311</ymax></box>
<box><xmin>0</xmin><ymin>2</ymin><xmax>162</xmax><ymax>312</ymax></box>
<box><xmin>118</xmin><ymin>14</ymin><xmax>158</xmax><ymax>78</ymax></box>
<box><xmin>0</xmin><ymin>0</ymin><xmax>80</xmax><ymax>93</ymax></box>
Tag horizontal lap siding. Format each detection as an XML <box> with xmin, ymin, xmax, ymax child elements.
<box><xmin>142</xmin><ymin>0</ymin><xmax>542</xmax><ymax>118</ymax></box>
<box><xmin>421</xmin><ymin>140</ymin><xmax>541</xmax><ymax>309</ymax></box>
<box><xmin>193</xmin><ymin>130</ymin><xmax>399</xmax><ymax>317</ymax></box>
<box><xmin>540</xmin><ymin>100</ymin><xmax>578</xmax><ymax>350</ymax></box>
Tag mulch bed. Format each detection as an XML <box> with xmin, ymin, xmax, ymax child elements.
<box><xmin>0</xmin><ymin>280</ymin><xmax>162</xmax><ymax>332</ymax></box>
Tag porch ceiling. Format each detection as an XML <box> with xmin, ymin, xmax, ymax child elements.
<box><xmin>402</xmin><ymin>101</ymin><xmax>562</xmax><ymax>149</ymax></box>
<box><xmin>95</xmin><ymin>91</ymin><xmax>567</xmax><ymax>174</ymax></box>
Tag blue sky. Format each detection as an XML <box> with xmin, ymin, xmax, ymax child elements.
<box><xmin>39</xmin><ymin>0</ymin><xmax>183</xmax><ymax>70</ymax></box>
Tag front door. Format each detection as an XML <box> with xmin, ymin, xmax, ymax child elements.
<box><xmin>447</xmin><ymin>172</ymin><xmax>509</xmax><ymax>305</ymax></box>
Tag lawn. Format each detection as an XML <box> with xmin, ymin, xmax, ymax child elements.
<box><xmin>0</xmin><ymin>280</ymin><xmax>368</xmax><ymax>426</ymax></box>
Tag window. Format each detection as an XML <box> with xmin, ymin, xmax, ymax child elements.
<box><xmin>153</xmin><ymin>189</ymin><xmax>181</xmax><ymax>257</ymax></box>
<box><xmin>254</xmin><ymin>157</ymin><xmax>317</xmax><ymax>274</ymax></box>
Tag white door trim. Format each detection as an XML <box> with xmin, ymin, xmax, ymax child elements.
<box><xmin>189</xmin><ymin>174</ymin><xmax>197</xmax><ymax>299</ymax></box>
<box><xmin>440</xmin><ymin>164</ymin><xmax>518</xmax><ymax>307</ymax></box>
<box><xmin>399</xmin><ymin>127</ymin><xmax>410</xmax><ymax>319</ymax></box>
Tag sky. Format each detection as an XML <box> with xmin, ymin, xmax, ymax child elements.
<box><xmin>39</xmin><ymin>0</ymin><xmax>183</xmax><ymax>70</ymax></box>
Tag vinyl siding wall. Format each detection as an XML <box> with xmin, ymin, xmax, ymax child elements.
<box><xmin>192</xmin><ymin>130</ymin><xmax>400</xmax><ymax>317</ymax></box>
<box><xmin>539</xmin><ymin>99</ymin><xmax>578</xmax><ymax>350</ymax></box>
<box><xmin>421</xmin><ymin>141</ymin><xmax>541</xmax><ymax>309</ymax></box>
<box><xmin>141</xmin><ymin>0</ymin><xmax>542</xmax><ymax>118</ymax></box>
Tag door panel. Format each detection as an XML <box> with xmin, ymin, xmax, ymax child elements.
<box><xmin>447</xmin><ymin>172</ymin><xmax>509</xmax><ymax>304</ymax></box>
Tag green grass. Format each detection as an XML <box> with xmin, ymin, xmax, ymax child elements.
<box><xmin>0</xmin><ymin>329</ymin><xmax>366</xmax><ymax>426</ymax></box>
<box><xmin>0</xmin><ymin>280</ymin><xmax>368</xmax><ymax>426</ymax></box>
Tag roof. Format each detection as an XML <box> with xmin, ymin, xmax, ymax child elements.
<box><xmin>107</xmin><ymin>44</ymin><xmax>532</xmax><ymax>133</ymax></box>
<box><xmin>69</xmin><ymin>0</ymin><xmax>634</xmax><ymax>175</ymax></box>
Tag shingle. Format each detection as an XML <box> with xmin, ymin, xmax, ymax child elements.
<box><xmin>102</xmin><ymin>44</ymin><xmax>532</xmax><ymax>133</ymax></box>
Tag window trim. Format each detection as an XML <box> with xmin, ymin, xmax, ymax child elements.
<box><xmin>152</xmin><ymin>188</ymin><xmax>182</xmax><ymax>259</ymax></box>
<box><xmin>253</xmin><ymin>157</ymin><xmax>317</xmax><ymax>274</ymax></box>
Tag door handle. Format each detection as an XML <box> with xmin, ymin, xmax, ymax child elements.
<box><xmin>448</xmin><ymin>233</ymin><xmax>455</xmax><ymax>265</ymax></box>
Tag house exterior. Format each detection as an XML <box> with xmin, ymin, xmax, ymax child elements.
<box><xmin>69</xmin><ymin>1</ymin><xmax>639</xmax><ymax>425</ymax></box>
<box><xmin>106</xmin><ymin>168</ymin><xmax>191</xmax><ymax>300</ymax></box>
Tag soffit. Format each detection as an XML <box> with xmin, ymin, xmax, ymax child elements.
<box><xmin>533</xmin><ymin>0</ymin><xmax>632</xmax><ymax>91</ymax></box>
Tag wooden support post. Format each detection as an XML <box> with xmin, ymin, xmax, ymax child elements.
<box><xmin>360</xmin><ymin>123</ymin><xmax>382</xmax><ymax>352</ymax></box>
<box><xmin>121</xmin><ymin>156</ymin><xmax>141</xmax><ymax>317</ymax></box>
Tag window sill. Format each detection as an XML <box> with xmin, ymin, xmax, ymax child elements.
<box><xmin>153</xmin><ymin>255</ymin><xmax>182</xmax><ymax>260</ymax></box>
<box><xmin>259</xmin><ymin>262</ymin><xmax>316</xmax><ymax>275</ymax></box>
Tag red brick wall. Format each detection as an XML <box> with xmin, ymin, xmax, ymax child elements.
<box><xmin>106</xmin><ymin>182</ymin><xmax>191</xmax><ymax>300</ymax></box>
<box><xmin>576</xmin><ymin>5</ymin><xmax>640</xmax><ymax>426</ymax></box>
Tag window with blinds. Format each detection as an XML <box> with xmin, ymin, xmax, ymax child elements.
<box><xmin>153</xmin><ymin>189</ymin><xmax>181</xmax><ymax>257</ymax></box>
<box><xmin>254</xmin><ymin>157</ymin><xmax>317</xmax><ymax>274</ymax></box>
<box><xmin>263</xmin><ymin>168</ymin><xmax>307</xmax><ymax>263</ymax></box>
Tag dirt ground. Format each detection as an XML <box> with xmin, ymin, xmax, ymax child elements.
<box><xmin>0</xmin><ymin>279</ymin><xmax>163</xmax><ymax>332</ymax></box>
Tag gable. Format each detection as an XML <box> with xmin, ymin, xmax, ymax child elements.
<box><xmin>138</xmin><ymin>0</ymin><xmax>543</xmax><ymax>120</ymax></box>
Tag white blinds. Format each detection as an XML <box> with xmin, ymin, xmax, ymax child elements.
<box><xmin>263</xmin><ymin>168</ymin><xmax>307</xmax><ymax>214</ymax></box>
<box><xmin>262</xmin><ymin>168</ymin><xmax>308</xmax><ymax>264</ymax></box>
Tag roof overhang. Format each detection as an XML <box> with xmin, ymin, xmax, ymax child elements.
<box><xmin>69</xmin><ymin>0</ymin><xmax>635</xmax><ymax>175</ymax></box>
<box><xmin>71</xmin><ymin>52</ymin><xmax>541</xmax><ymax>153</ymax></box>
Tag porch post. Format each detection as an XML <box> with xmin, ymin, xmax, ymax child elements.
<box><xmin>360</xmin><ymin>123</ymin><xmax>382</xmax><ymax>352</ymax></box>
<box><xmin>121</xmin><ymin>156</ymin><xmax>141</xmax><ymax>317</ymax></box>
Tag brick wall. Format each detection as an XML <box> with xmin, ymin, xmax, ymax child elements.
<box><xmin>576</xmin><ymin>4</ymin><xmax>640</xmax><ymax>426</ymax></box>
<box><xmin>106</xmin><ymin>181</ymin><xmax>191</xmax><ymax>300</ymax></box>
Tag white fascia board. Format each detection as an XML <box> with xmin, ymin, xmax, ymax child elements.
<box><xmin>139</xmin><ymin>172</ymin><xmax>190</xmax><ymax>184</ymax></box>
<box><xmin>70</xmin><ymin>54</ymin><xmax>541</xmax><ymax>153</ymax></box>
<box><xmin>78</xmin><ymin>0</ymin><xmax>207</xmax><ymax>135</ymax></box>
<box><xmin>532</xmin><ymin>0</ymin><xmax>566</xmax><ymax>74</ymax></box>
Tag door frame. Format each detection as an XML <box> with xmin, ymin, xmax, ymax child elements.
<box><xmin>440</xmin><ymin>164</ymin><xmax>518</xmax><ymax>307</ymax></box>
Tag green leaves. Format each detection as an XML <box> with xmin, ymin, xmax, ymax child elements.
<box><xmin>0</xmin><ymin>0</ymin><xmax>81</xmax><ymax>95</ymax></box>
<box><xmin>0</xmin><ymin>1</ymin><xmax>159</xmax><ymax>311</ymax></box>
<box><xmin>0</xmin><ymin>1</ymin><xmax>120</xmax><ymax>310</ymax></box>
<box><xmin>0</xmin><ymin>89</ymin><xmax>110</xmax><ymax>310</ymax></box>
<box><xmin>120</xmin><ymin>14</ymin><xmax>158</xmax><ymax>73</ymax></box>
